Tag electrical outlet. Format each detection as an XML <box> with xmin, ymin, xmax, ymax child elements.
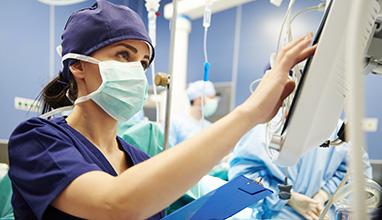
<box><xmin>14</xmin><ymin>97</ymin><xmax>41</xmax><ymax>112</ymax></box>
<box><xmin>363</xmin><ymin>118</ymin><xmax>379</xmax><ymax>132</ymax></box>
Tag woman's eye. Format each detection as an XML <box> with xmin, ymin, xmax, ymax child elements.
<box><xmin>116</xmin><ymin>51</ymin><xmax>130</xmax><ymax>61</ymax></box>
<box><xmin>141</xmin><ymin>61</ymin><xmax>148</xmax><ymax>70</ymax></box>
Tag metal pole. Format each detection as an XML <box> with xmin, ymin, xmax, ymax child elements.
<box><xmin>164</xmin><ymin>0</ymin><xmax>179</xmax><ymax>149</ymax></box>
<box><xmin>346</xmin><ymin>0</ymin><xmax>368</xmax><ymax>219</ymax></box>
<box><xmin>230</xmin><ymin>5</ymin><xmax>242</xmax><ymax>110</ymax></box>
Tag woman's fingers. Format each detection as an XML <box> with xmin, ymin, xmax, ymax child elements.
<box><xmin>288</xmin><ymin>39</ymin><xmax>314</xmax><ymax>62</ymax></box>
<box><xmin>294</xmin><ymin>44</ymin><xmax>317</xmax><ymax>65</ymax></box>
<box><xmin>279</xmin><ymin>37</ymin><xmax>314</xmax><ymax>71</ymax></box>
<box><xmin>280</xmin><ymin>33</ymin><xmax>313</xmax><ymax>55</ymax></box>
<box><xmin>245</xmin><ymin>32</ymin><xmax>317</xmax><ymax>124</ymax></box>
<box><xmin>277</xmin><ymin>40</ymin><xmax>315</xmax><ymax>73</ymax></box>
<box><xmin>277</xmin><ymin>33</ymin><xmax>313</xmax><ymax>62</ymax></box>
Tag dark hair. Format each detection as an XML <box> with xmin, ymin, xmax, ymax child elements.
<box><xmin>190</xmin><ymin>100</ymin><xmax>195</xmax><ymax>106</ymax></box>
<box><xmin>38</xmin><ymin>72</ymin><xmax>78</xmax><ymax>114</ymax></box>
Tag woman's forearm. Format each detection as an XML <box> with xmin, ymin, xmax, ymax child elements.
<box><xmin>110</xmin><ymin>106</ymin><xmax>258</xmax><ymax>219</ymax></box>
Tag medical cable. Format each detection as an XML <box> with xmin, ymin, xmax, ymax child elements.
<box><xmin>249</xmin><ymin>75</ymin><xmax>286</xmax><ymax>161</ymax></box>
<box><xmin>265</xmin><ymin>1</ymin><xmax>328</xmax><ymax>159</ymax></box>
<box><xmin>290</xmin><ymin>3</ymin><xmax>326</xmax><ymax>24</ymax></box>
<box><xmin>288</xmin><ymin>2</ymin><xmax>326</xmax><ymax>41</ymax></box>
<box><xmin>248</xmin><ymin>73</ymin><xmax>290</xmax><ymax>160</ymax></box>
<box><xmin>264</xmin><ymin>0</ymin><xmax>296</xmax><ymax>159</ymax></box>
<box><xmin>276</xmin><ymin>1</ymin><xmax>326</xmax><ymax>56</ymax></box>
<box><xmin>276</xmin><ymin>0</ymin><xmax>296</xmax><ymax>57</ymax></box>
<box><xmin>320</xmin><ymin>138</ymin><xmax>345</xmax><ymax>148</ymax></box>
<box><xmin>201</xmin><ymin>0</ymin><xmax>213</xmax><ymax>128</ymax></box>
<box><xmin>318</xmin><ymin>172</ymin><xmax>350</xmax><ymax>220</ymax></box>
<box><xmin>194</xmin><ymin>0</ymin><xmax>214</xmax><ymax>197</ymax></box>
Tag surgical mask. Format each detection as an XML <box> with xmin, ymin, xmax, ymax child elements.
<box><xmin>62</xmin><ymin>53</ymin><xmax>148</xmax><ymax>122</ymax></box>
<box><xmin>202</xmin><ymin>98</ymin><xmax>219</xmax><ymax>117</ymax></box>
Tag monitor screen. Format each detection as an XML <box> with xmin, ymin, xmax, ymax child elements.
<box><xmin>281</xmin><ymin>0</ymin><xmax>333</xmax><ymax>134</ymax></box>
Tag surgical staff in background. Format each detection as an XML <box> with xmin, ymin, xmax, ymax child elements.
<box><xmin>169</xmin><ymin>80</ymin><xmax>219</xmax><ymax>146</ymax></box>
<box><xmin>229</xmin><ymin>117</ymin><xmax>372</xmax><ymax>220</ymax></box>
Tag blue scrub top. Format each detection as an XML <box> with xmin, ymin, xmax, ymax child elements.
<box><xmin>8</xmin><ymin>116</ymin><xmax>164</xmax><ymax>220</ymax></box>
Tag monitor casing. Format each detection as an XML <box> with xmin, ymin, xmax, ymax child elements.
<box><xmin>275</xmin><ymin>0</ymin><xmax>380</xmax><ymax>166</ymax></box>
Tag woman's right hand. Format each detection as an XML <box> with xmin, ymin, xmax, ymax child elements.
<box><xmin>239</xmin><ymin>33</ymin><xmax>316</xmax><ymax>125</ymax></box>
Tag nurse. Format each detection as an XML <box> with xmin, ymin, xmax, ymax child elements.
<box><xmin>8</xmin><ymin>0</ymin><xmax>316</xmax><ymax>219</ymax></box>
<box><xmin>169</xmin><ymin>80</ymin><xmax>219</xmax><ymax>146</ymax></box>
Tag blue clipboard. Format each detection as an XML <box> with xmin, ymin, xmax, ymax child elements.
<box><xmin>162</xmin><ymin>175</ymin><xmax>273</xmax><ymax>220</ymax></box>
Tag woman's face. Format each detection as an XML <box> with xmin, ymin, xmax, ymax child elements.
<box><xmin>73</xmin><ymin>39</ymin><xmax>150</xmax><ymax>96</ymax></box>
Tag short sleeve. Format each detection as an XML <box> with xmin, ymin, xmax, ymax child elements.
<box><xmin>8</xmin><ymin>118</ymin><xmax>101</xmax><ymax>220</ymax></box>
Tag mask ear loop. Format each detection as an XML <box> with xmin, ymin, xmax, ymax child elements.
<box><xmin>40</xmin><ymin>105</ymin><xmax>74</xmax><ymax>119</ymax></box>
<box><xmin>41</xmin><ymin>53</ymin><xmax>100</xmax><ymax>120</ymax></box>
<box><xmin>39</xmin><ymin>87</ymin><xmax>74</xmax><ymax>120</ymax></box>
<box><xmin>61</xmin><ymin>53</ymin><xmax>102</xmax><ymax>106</ymax></box>
<box><xmin>61</xmin><ymin>53</ymin><xmax>100</xmax><ymax>65</ymax></box>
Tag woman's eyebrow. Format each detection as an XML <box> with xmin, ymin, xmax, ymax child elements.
<box><xmin>114</xmin><ymin>43</ymin><xmax>150</xmax><ymax>59</ymax></box>
<box><xmin>114</xmin><ymin>43</ymin><xmax>138</xmax><ymax>53</ymax></box>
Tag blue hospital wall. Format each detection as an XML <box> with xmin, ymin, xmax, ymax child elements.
<box><xmin>0</xmin><ymin>0</ymin><xmax>126</xmax><ymax>140</ymax></box>
<box><xmin>0</xmin><ymin>0</ymin><xmax>381</xmax><ymax>159</ymax></box>
<box><xmin>365</xmin><ymin>75</ymin><xmax>382</xmax><ymax>159</ymax></box>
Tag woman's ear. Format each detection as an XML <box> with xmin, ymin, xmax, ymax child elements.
<box><xmin>69</xmin><ymin>61</ymin><xmax>86</xmax><ymax>79</ymax></box>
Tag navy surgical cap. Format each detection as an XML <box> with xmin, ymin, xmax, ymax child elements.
<box><xmin>60</xmin><ymin>0</ymin><xmax>154</xmax><ymax>82</ymax></box>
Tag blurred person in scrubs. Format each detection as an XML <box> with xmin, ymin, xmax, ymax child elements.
<box><xmin>7</xmin><ymin>0</ymin><xmax>317</xmax><ymax>218</ymax></box>
<box><xmin>117</xmin><ymin>110</ymin><xmax>167</xmax><ymax>157</ymax></box>
<box><xmin>169</xmin><ymin>80</ymin><xmax>219</xmax><ymax>146</ymax></box>
<box><xmin>229</xmin><ymin>119</ymin><xmax>372</xmax><ymax>220</ymax></box>
<box><xmin>0</xmin><ymin>164</ymin><xmax>14</xmax><ymax>220</ymax></box>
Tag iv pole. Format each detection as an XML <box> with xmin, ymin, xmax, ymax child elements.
<box><xmin>347</xmin><ymin>0</ymin><xmax>368</xmax><ymax>218</ymax></box>
<box><xmin>163</xmin><ymin>0</ymin><xmax>179</xmax><ymax>149</ymax></box>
